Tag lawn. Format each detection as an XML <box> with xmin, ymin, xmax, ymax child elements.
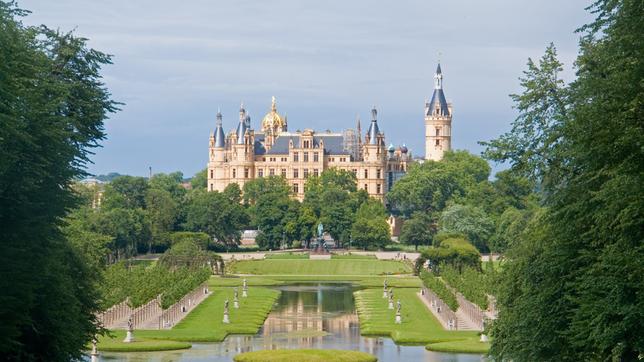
<box><xmin>331</xmin><ymin>253</ymin><xmax>377</xmax><ymax>260</ymax></box>
<box><xmin>234</xmin><ymin>349</ymin><xmax>377</xmax><ymax>362</ymax></box>
<box><xmin>209</xmin><ymin>275</ymin><xmax>422</xmax><ymax>288</ymax></box>
<box><xmin>265</xmin><ymin>252</ymin><xmax>309</xmax><ymax>259</ymax></box>
<box><xmin>228</xmin><ymin>259</ymin><xmax>412</xmax><ymax>275</ymax></box>
<box><xmin>98</xmin><ymin>286</ymin><xmax>280</xmax><ymax>351</ymax></box>
<box><xmin>354</xmin><ymin>288</ymin><xmax>488</xmax><ymax>353</ymax></box>
<box><xmin>96</xmin><ymin>331</ymin><xmax>191</xmax><ymax>352</ymax></box>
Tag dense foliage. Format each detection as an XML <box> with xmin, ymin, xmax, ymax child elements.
<box><xmin>483</xmin><ymin>1</ymin><xmax>644</xmax><ymax>360</ymax></box>
<box><xmin>0</xmin><ymin>2</ymin><xmax>118</xmax><ymax>360</ymax></box>
<box><xmin>419</xmin><ymin>270</ymin><xmax>458</xmax><ymax>311</ymax></box>
<box><xmin>420</xmin><ymin>237</ymin><xmax>481</xmax><ymax>273</ymax></box>
<box><xmin>388</xmin><ymin>150</ymin><xmax>537</xmax><ymax>252</ymax></box>
<box><xmin>440</xmin><ymin>265</ymin><xmax>494</xmax><ymax>310</ymax></box>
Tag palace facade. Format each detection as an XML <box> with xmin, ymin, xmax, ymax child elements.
<box><xmin>207</xmin><ymin>63</ymin><xmax>452</xmax><ymax>200</ymax></box>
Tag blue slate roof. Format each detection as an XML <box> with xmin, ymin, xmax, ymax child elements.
<box><xmin>426</xmin><ymin>88</ymin><xmax>450</xmax><ymax>116</ymax></box>
<box><xmin>264</xmin><ymin>134</ymin><xmax>351</xmax><ymax>156</ymax></box>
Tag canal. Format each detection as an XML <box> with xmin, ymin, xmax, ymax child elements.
<box><xmin>99</xmin><ymin>284</ymin><xmax>484</xmax><ymax>361</ymax></box>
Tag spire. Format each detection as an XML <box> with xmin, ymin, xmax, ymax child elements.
<box><xmin>368</xmin><ymin>106</ymin><xmax>380</xmax><ymax>145</ymax></box>
<box><xmin>427</xmin><ymin>63</ymin><xmax>450</xmax><ymax>116</ymax></box>
<box><xmin>214</xmin><ymin>109</ymin><xmax>225</xmax><ymax>148</ymax></box>
<box><xmin>271</xmin><ymin>96</ymin><xmax>277</xmax><ymax>112</ymax></box>
<box><xmin>239</xmin><ymin>102</ymin><xmax>246</xmax><ymax>120</ymax></box>
<box><xmin>356</xmin><ymin>114</ymin><xmax>362</xmax><ymax>142</ymax></box>
<box><xmin>236</xmin><ymin>113</ymin><xmax>248</xmax><ymax>144</ymax></box>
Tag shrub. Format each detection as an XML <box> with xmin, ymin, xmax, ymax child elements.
<box><xmin>420</xmin><ymin>270</ymin><xmax>459</xmax><ymax>311</ymax></box>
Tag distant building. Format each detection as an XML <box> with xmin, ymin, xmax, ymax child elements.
<box><xmin>206</xmin><ymin>64</ymin><xmax>452</xmax><ymax>200</ymax></box>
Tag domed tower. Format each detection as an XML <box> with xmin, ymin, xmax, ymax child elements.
<box><xmin>425</xmin><ymin>63</ymin><xmax>452</xmax><ymax>161</ymax></box>
<box><xmin>261</xmin><ymin>96</ymin><xmax>287</xmax><ymax>148</ymax></box>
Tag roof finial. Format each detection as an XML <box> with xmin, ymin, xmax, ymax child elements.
<box><xmin>371</xmin><ymin>106</ymin><xmax>377</xmax><ymax>121</ymax></box>
<box><xmin>216</xmin><ymin>107</ymin><xmax>222</xmax><ymax>125</ymax></box>
<box><xmin>271</xmin><ymin>96</ymin><xmax>277</xmax><ymax>112</ymax></box>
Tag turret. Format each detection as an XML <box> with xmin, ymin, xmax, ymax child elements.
<box><xmin>425</xmin><ymin>63</ymin><xmax>452</xmax><ymax>161</ymax></box>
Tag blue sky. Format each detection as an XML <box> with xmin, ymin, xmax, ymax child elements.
<box><xmin>20</xmin><ymin>0</ymin><xmax>592</xmax><ymax>178</ymax></box>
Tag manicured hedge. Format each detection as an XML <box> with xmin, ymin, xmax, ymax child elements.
<box><xmin>419</xmin><ymin>270</ymin><xmax>459</xmax><ymax>311</ymax></box>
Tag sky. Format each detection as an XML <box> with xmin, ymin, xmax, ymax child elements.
<box><xmin>19</xmin><ymin>0</ymin><xmax>593</xmax><ymax>178</ymax></box>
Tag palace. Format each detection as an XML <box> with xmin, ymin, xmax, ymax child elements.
<box><xmin>207</xmin><ymin>63</ymin><xmax>452</xmax><ymax>200</ymax></box>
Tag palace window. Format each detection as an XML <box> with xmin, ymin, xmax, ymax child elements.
<box><xmin>293</xmin><ymin>183</ymin><xmax>299</xmax><ymax>193</ymax></box>
<box><xmin>210</xmin><ymin>170</ymin><xmax>213</xmax><ymax>178</ymax></box>
<box><xmin>303</xmin><ymin>169</ymin><xmax>309</xmax><ymax>178</ymax></box>
<box><xmin>352</xmin><ymin>169</ymin><xmax>357</xmax><ymax>175</ymax></box>
<box><xmin>232</xmin><ymin>169</ymin><xmax>236</xmax><ymax>178</ymax></box>
<box><xmin>293</xmin><ymin>169</ymin><xmax>299</xmax><ymax>178</ymax></box>
<box><xmin>330</xmin><ymin>157</ymin><xmax>334</xmax><ymax>162</ymax></box>
<box><xmin>281</xmin><ymin>168</ymin><xmax>287</xmax><ymax>177</ymax></box>
<box><xmin>293</xmin><ymin>152</ymin><xmax>299</xmax><ymax>162</ymax></box>
<box><xmin>364</xmin><ymin>184</ymin><xmax>368</xmax><ymax>191</ymax></box>
<box><xmin>209</xmin><ymin>183</ymin><xmax>213</xmax><ymax>191</ymax></box>
<box><xmin>269</xmin><ymin>168</ymin><xmax>275</xmax><ymax>176</ymax></box>
<box><xmin>313</xmin><ymin>152</ymin><xmax>319</xmax><ymax>162</ymax></box>
<box><xmin>435</xmin><ymin>128</ymin><xmax>440</xmax><ymax>137</ymax></box>
<box><xmin>304</xmin><ymin>152</ymin><xmax>309</xmax><ymax>162</ymax></box>
<box><xmin>313</xmin><ymin>169</ymin><xmax>319</xmax><ymax>177</ymax></box>
<box><xmin>244</xmin><ymin>168</ymin><xmax>249</xmax><ymax>178</ymax></box>
<box><xmin>376</xmin><ymin>169</ymin><xmax>381</xmax><ymax>178</ymax></box>
<box><xmin>376</xmin><ymin>184</ymin><xmax>381</xmax><ymax>194</ymax></box>
<box><xmin>364</xmin><ymin>169</ymin><xmax>368</xmax><ymax>179</ymax></box>
<box><xmin>258</xmin><ymin>169</ymin><xmax>264</xmax><ymax>177</ymax></box>
<box><xmin>436</xmin><ymin>139</ymin><xmax>440</xmax><ymax>146</ymax></box>
<box><xmin>303</xmin><ymin>140</ymin><xmax>310</xmax><ymax>148</ymax></box>
<box><xmin>281</xmin><ymin>157</ymin><xmax>287</xmax><ymax>162</ymax></box>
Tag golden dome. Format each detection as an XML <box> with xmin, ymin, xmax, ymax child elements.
<box><xmin>261</xmin><ymin>96</ymin><xmax>286</xmax><ymax>133</ymax></box>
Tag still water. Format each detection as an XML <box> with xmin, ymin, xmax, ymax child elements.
<box><xmin>99</xmin><ymin>284</ymin><xmax>484</xmax><ymax>361</ymax></box>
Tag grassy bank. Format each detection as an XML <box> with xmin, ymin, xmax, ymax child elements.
<box><xmin>234</xmin><ymin>349</ymin><xmax>377</xmax><ymax>362</ymax></box>
<box><xmin>209</xmin><ymin>275</ymin><xmax>422</xmax><ymax>288</ymax></box>
<box><xmin>98</xmin><ymin>286</ymin><xmax>280</xmax><ymax>351</ymax></box>
<box><xmin>96</xmin><ymin>331</ymin><xmax>191</xmax><ymax>352</ymax></box>
<box><xmin>354</xmin><ymin>288</ymin><xmax>488</xmax><ymax>353</ymax></box>
<box><xmin>229</xmin><ymin>259</ymin><xmax>412</xmax><ymax>275</ymax></box>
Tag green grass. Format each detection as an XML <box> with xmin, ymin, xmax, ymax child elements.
<box><xmin>354</xmin><ymin>288</ymin><xmax>486</xmax><ymax>353</ymax></box>
<box><xmin>96</xmin><ymin>331</ymin><xmax>191</xmax><ymax>352</ymax></box>
<box><xmin>265</xmin><ymin>252</ymin><xmax>310</xmax><ymax>259</ymax></box>
<box><xmin>331</xmin><ymin>253</ymin><xmax>377</xmax><ymax>259</ymax></box>
<box><xmin>426</xmin><ymin>339</ymin><xmax>490</xmax><ymax>354</ymax></box>
<box><xmin>233</xmin><ymin>349</ymin><xmax>377</xmax><ymax>362</ymax></box>
<box><xmin>99</xmin><ymin>286</ymin><xmax>280</xmax><ymax>352</ymax></box>
<box><xmin>209</xmin><ymin>275</ymin><xmax>422</xmax><ymax>288</ymax></box>
<box><xmin>229</xmin><ymin>259</ymin><xmax>412</xmax><ymax>275</ymax></box>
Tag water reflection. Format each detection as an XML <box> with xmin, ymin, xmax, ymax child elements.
<box><xmin>98</xmin><ymin>283</ymin><xmax>484</xmax><ymax>362</ymax></box>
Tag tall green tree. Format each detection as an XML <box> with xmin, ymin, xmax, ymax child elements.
<box><xmin>438</xmin><ymin>204</ymin><xmax>494</xmax><ymax>252</ymax></box>
<box><xmin>399</xmin><ymin>211</ymin><xmax>435</xmax><ymax>251</ymax></box>
<box><xmin>485</xmin><ymin>2</ymin><xmax>644</xmax><ymax>359</ymax></box>
<box><xmin>102</xmin><ymin>175</ymin><xmax>149</xmax><ymax>209</ymax></box>
<box><xmin>350</xmin><ymin>198</ymin><xmax>391</xmax><ymax>250</ymax></box>
<box><xmin>0</xmin><ymin>2</ymin><xmax>118</xmax><ymax>359</ymax></box>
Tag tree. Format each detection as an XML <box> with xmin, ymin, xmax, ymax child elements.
<box><xmin>486</xmin><ymin>2</ymin><xmax>644</xmax><ymax>359</ymax></box>
<box><xmin>145</xmin><ymin>188</ymin><xmax>178</xmax><ymax>252</ymax></box>
<box><xmin>102</xmin><ymin>175</ymin><xmax>149</xmax><ymax>209</ymax></box>
<box><xmin>244</xmin><ymin>177</ymin><xmax>292</xmax><ymax>249</ymax></box>
<box><xmin>149</xmin><ymin>172</ymin><xmax>186</xmax><ymax>203</ymax></box>
<box><xmin>399</xmin><ymin>212</ymin><xmax>435</xmax><ymax>250</ymax></box>
<box><xmin>0</xmin><ymin>3</ymin><xmax>118</xmax><ymax>359</ymax></box>
<box><xmin>439</xmin><ymin>204</ymin><xmax>494</xmax><ymax>252</ymax></box>
<box><xmin>190</xmin><ymin>168</ymin><xmax>207</xmax><ymax>190</ymax></box>
<box><xmin>350</xmin><ymin>199</ymin><xmax>391</xmax><ymax>250</ymax></box>
<box><xmin>184</xmin><ymin>188</ymin><xmax>247</xmax><ymax>249</ymax></box>
<box><xmin>387</xmin><ymin>150</ymin><xmax>490</xmax><ymax>216</ymax></box>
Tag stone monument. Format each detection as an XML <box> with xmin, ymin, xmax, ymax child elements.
<box><xmin>233</xmin><ymin>288</ymin><xmax>239</xmax><ymax>309</ymax></box>
<box><xmin>388</xmin><ymin>292</ymin><xmax>394</xmax><ymax>310</ymax></box>
<box><xmin>383</xmin><ymin>279</ymin><xmax>388</xmax><ymax>298</ymax></box>
<box><xmin>123</xmin><ymin>316</ymin><xmax>134</xmax><ymax>342</ymax></box>
<box><xmin>90</xmin><ymin>339</ymin><xmax>99</xmax><ymax>362</ymax></box>
<box><xmin>223</xmin><ymin>299</ymin><xmax>230</xmax><ymax>323</ymax></box>
<box><xmin>242</xmin><ymin>279</ymin><xmax>248</xmax><ymax>297</ymax></box>
<box><xmin>395</xmin><ymin>300</ymin><xmax>402</xmax><ymax>324</ymax></box>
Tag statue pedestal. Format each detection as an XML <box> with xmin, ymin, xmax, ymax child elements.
<box><xmin>223</xmin><ymin>313</ymin><xmax>230</xmax><ymax>324</ymax></box>
<box><xmin>233</xmin><ymin>300</ymin><xmax>239</xmax><ymax>309</ymax></box>
<box><xmin>480</xmin><ymin>334</ymin><xmax>489</xmax><ymax>342</ymax></box>
<box><xmin>388</xmin><ymin>301</ymin><xmax>394</xmax><ymax>309</ymax></box>
<box><xmin>383</xmin><ymin>291</ymin><xmax>388</xmax><ymax>298</ymax></box>
<box><xmin>395</xmin><ymin>313</ymin><xmax>401</xmax><ymax>324</ymax></box>
<box><xmin>90</xmin><ymin>341</ymin><xmax>99</xmax><ymax>362</ymax></box>
<box><xmin>242</xmin><ymin>289</ymin><xmax>248</xmax><ymax>298</ymax></box>
<box><xmin>123</xmin><ymin>330</ymin><xmax>134</xmax><ymax>343</ymax></box>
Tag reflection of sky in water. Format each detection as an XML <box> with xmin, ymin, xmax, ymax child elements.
<box><xmin>98</xmin><ymin>284</ymin><xmax>485</xmax><ymax>362</ymax></box>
